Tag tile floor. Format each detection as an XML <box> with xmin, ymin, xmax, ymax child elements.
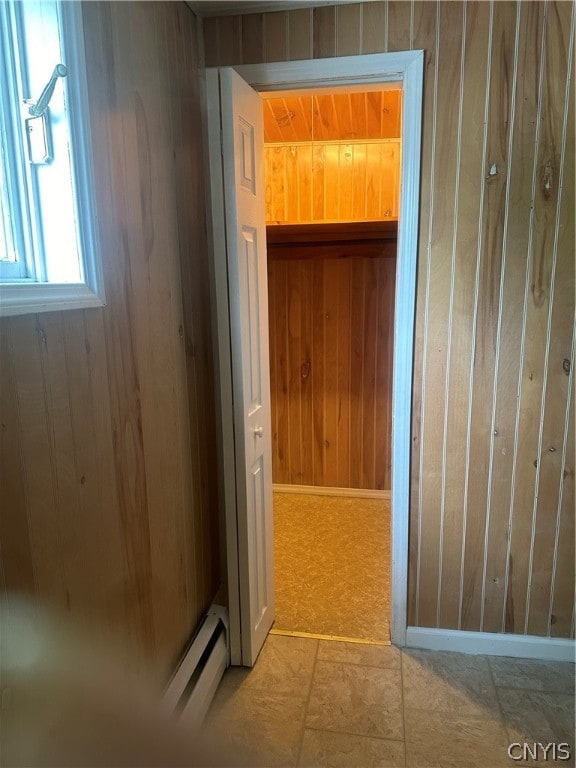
<box><xmin>203</xmin><ymin>633</ymin><xmax>575</xmax><ymax>768</ymax></box>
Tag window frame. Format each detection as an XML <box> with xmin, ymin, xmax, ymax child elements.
<box><xmin>0</xmin><ymin>1</ymin><xmax>105</xmax><ymax>317</ymax></box>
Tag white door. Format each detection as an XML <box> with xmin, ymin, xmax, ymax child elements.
<box><xmin>219</xmin><ymin>68</ymin><xmax>274</xmax><ymax>665</ymax></box>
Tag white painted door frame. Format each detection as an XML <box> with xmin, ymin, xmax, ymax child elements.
<box><xmin>206</xmin><ymin>51</ymin><xmax>424</xmax><ymax>663</ymax></box>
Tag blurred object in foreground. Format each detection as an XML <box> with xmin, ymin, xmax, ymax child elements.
<box><xmin>0</xmin><ymin>596</ymin><xmax>246</xmax><ymax>767</ymax></box>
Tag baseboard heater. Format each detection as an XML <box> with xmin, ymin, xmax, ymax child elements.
<box><xmin>162</xmin><ymin>605</ymin><xmax>229</xmax><ymax>728</ymax></box>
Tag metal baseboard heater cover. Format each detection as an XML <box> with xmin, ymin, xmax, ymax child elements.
<box><xmin>162</xmin><ymin>605</ymin><xmax>229</xmax><ymax>728</ymax></box>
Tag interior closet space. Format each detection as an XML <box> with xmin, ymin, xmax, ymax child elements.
<box><xmin>263</xmin><ymin>88</ymin><xmax>401</xmax><ymax>643</ymax></box>
<box><xmin>267</xmin><ymin>222</ymin><xmax>396</xmax><ymax>490</ymax></box>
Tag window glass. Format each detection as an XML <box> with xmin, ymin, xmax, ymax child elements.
<box><xmin>0</xmin><ymin>0</ymin><xmax>104</xmax><ymax>316</ymax></box>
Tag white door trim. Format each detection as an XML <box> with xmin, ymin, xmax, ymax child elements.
<box><xmin>206</xmin><ymin>52</ymin><xmax>424</xmax><ymax>660</ymax></box>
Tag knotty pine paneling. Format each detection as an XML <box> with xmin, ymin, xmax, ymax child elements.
<box><xmin>205</xmin><ymin>0</ymin><xmax>575</xmax><ymax>638</ymax></box>
<box><xmin>0</xmin><ymin>2</ymin><xmax>220</xmax><ymax>685</ymax></box>
<box><xmin>268</xmin><ymin>249</ymin><xmax>395</xmax><ymax>490</ymax></box>
<box><xmin>265</xmin><ymin>141</ymin><xmax>401</xmax><ymax>223</ymax></box>
<box><xmin>263</xmin><ymin>91</ymin><xmax>402</xmax><ymax>142</ymax></box>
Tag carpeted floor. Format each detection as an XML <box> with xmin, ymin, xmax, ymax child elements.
<box><xmin>273</xmin><ymin>492</ymin><xmax>391</xmax><ymax>643</ymax></box>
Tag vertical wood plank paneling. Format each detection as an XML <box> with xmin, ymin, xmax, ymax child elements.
<box><xmin>417</xmin><ymin>1</ymin><xmax>465</xmax><ymax>629</ymax></box>
<box><xmin>378</xmin><ymin>257</ymin><xmax>395</xmax><ymax>489</ymax></box>
<box><xmin>408</xmin><ymin>0</ymin><xmax>438</xmax><ymax>626</ymax></box>
<box><xmin>269</xmin><ymin>253</ymin><xmax>394</xmax><ymax>491</ymax></box>
<box><xmin>336</xmin><ymin>4</ymin><xmax>362</xmax><ymax>56</ymax></box>
<box><xmin>209</xmin><ymin>1</ymin><xmax>575</xmax><ymax>638</ymax></box>
<box><xmin>349</xmin><ymin>258</ymin><xmax>366</xmax><ymax>489</ymax></box>
<box><xmin>550</xmin><ymin>368</ymin><xmax>575</xmax><ymax>637</ymax></box>
<box><xmin>311</xmin><ymin>259</ymin><xmax>325</xmax><ymax>484</ymax></box>
<box><xmin>313</xmin><ymin>6</ymin><xmax>337</xmax><ymax>58</ymax></box>
<box><xmin>288</xmin><ymin>8</ymin><xmax>312</xmax><ymax>60</ymax></box>
<box><xmin>264</xmin><ymin>140</ymin><xmax>401</xmax><ymax>224</ymax></box>
<box><xmin>264</xmin><ymin>11</ymin><xmax>288</xmax><ymax>62</ymax></box>
<box><xmin>168</xmin><ymin>2</ymin><xmax>204</xmax><ymax>620</ymax></box>
<box><xmin>203</xmin><ymin>16</ymin><xmax>219</xmax><ymax>67</ymax></box>
<box><xmin>312</xmin><ymin>145</ymin><xmax>325</xmax><ymax>220</ymax></box>
<box><xmin>336</xmin><ymin>262</ymin><xmax>352</xmax><ymax>486</ymax></box>
<box><xmin>101</xmin><ymin>1</ymin><xmax>156</xmax><ymax>662</ymax></box>
<box><xmin>0</xmin><ymin>2</ymin><xmax>221</xmax><ymax>687</ymax></box>
<box><xmin>127</xmin><ymin>1</ymin><xmax>182</xmax><ymax>674</ymax></box>
<box><xmin>37</xmin><ymin>313</ymin><xmax>86</xmax><ymax>614</ymax></box>
<box><xmin>548</xmin><ymin>23</ymin><xmax>576</xmax><ymax>637</ymax></box>
<box><xmin>299</xmin><ymin>260</ymin><xmax>315</xmax><ymax>486</ymax></box>
<box><xmin>387</xmin><ymin>0</ymin><xmax>413</xmax><ymax>52</ymax></box>
<box><xmin>241</xmin><ymin>13</ymin><xmax>264</xmax><ymax>65</ymax></box>
<box><xmin>520</xmin><ymin>0</ymin><xmax>574</xmax><ymax>636</ymax></box>
<box><xmin>277</xmin><ymin>260</ymin><xmax>290</xmax><ymax>479</ymax></box>
<box><xmin>298</xmin><ymin>144</ymin><xmax>313</xmax><ymax>221</ymax></box>
<box><xmin>362</xmin><ymin>1</ymin><xmax>386</xmax><ymax>54</ymax></box>
<box><xmin>323</xmin><ymin>259</ymin><xmax>340</xmax><ymax>486</ymax></box>
<box><xmin>287</xmin><ymin>257</ymin><xmax>303</xmax><ymax>482</ymax></box>
<box><xmin>362</xmin><ymin>259</ymin><xmax>378</xmax><ymax>489</ymax></box>
<box><xmin>8</xmin><ymin>316</ymin><xmax>66</xmax><ymax>609</ymax></box>
<box><xmin>461</xmin><ymin>1</ymin><xmax>519</xmax><ymax>633</ymax></box>
<box><xmin>62</xmin><ymin>309</ymin><xmax>126</xmax><ymax>637</ymax></box>
<box><xmin>215</xmin><ymin>15</ymin><xmax>242</xmax><ymax>65</ymax></box>
<box><xmin>0</xmin><ymin>322</ymin><xmax>36</xmax><ymax>595</ymax></box>
<box><xmin>268</xmin><ymin>259</ymin><xmax>279</xmax><ymax>481</ymax></box>
<box><xmin>434</xmin><ymin>2</ymin><xmax>492</xmax><ymax>630</ymax></box>
<box><xmin>481</xmin><ymin>2</ymin><xmax>543</xmax><ymax>634</ymax></box>
<box><xmin>166</xmin><ymin>2</ymin><xmax>194</xmax><ymax>619</ymax></box>
<box><xmin>506</xmin><ymin>0</ymin><xmax>572</xmax><ymax>636</ymax></box>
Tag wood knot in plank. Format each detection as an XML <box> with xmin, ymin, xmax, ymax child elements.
<box><xmin>301</xmin><ymin>360</ymin><xmax>311</xmax><ymax>380</ymax></box>
<box><xmin>541</xmin><ymin>160</ymin><xmax>554</xmax><ymax>200</ymax></box>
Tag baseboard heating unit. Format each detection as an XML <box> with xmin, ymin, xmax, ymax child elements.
<box><xmin>162</xmin><ymin>605</ymin><xmax>229</xmax><ymax>728</ymax></box>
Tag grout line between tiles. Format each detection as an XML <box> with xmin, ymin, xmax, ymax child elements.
<box><xmin>301</xmin><ymin>723</ymin><xmax>406</xmax><ymax>745</ymax></box>
<box><xmin>492</xmin><ymin>683</ymin><xmax>576</xmax><ymax>697</ymax></box>
<box><xmin>484</xmin><ymin>656</ymin><xmax>508</xmax><ymax>737</ymax></box>
<box><xmin>400</xmin><ymin>650</ymin><xmax>408</xmax><ymax>768</ymax></box>
<box><xmin>296</xmin><ymin>637</ymin><xmax>319</xmax><ymax>767</ymax></box>
<box><xmin>312</xmin><ymin>657</ymin><xmax>401</xmax><ymax>674</ymax></box>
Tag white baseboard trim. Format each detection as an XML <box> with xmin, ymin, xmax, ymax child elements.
<box><xmin>273</xmin><ymin>483</ymin><xmax>391</xmax><ymax>500</ymax></box>
<box><xmin>405</xmin><ymin>627</ymin><xmax>576</xmax><ymax>662</ymax></box>
<box><xmin>163</xmin><ymin>605</ymin><xmax>229</xmax><ymax>727</ymax></box>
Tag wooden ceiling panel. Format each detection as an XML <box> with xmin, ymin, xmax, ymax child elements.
<box><xmin>381</xmin><ymin>90</ymin><xmax>402</xmax><ymax>138</ymax></box>
<box><xmin>263</xmin><ymin>90</ymin><xmax>402</xmax><ymax>143</ymax></box>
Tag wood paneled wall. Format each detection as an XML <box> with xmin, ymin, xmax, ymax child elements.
<box><xmin>268</xmin><ymin>228</ymin><xmax>395</xmax><ymax>490</ymax></box>
<box><xmin>265</xmin><ymin>141</ymin><xmax>401</xmax><ymax>223</ymax></box>
<box><xmin>0</xmin><ymin>2</ymin><xmax>219</xmax><ymax>684</ymax></box>
<box><xmin>204</xmin><ymin>1</ymin><xmax>575</xmax><ymax>638</ymax></box>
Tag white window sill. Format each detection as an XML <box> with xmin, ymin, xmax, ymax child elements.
<box><xmin>0</xmin><ymin>282</ymin><xmax>105</xmax><ymax>317</ymax></box>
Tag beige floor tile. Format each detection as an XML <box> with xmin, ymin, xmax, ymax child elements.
<box><xmin>317</xmin><ymin>640</ymin><xmax>400</xmax><ymax>669</ymax></box>
<box><xmin>298</xmin><ymin>729</ymin><xmax>405</xmax><ymax>768</ymax></box>
<box><xmin>402</xmin><ymin>649</ymin><xmax>498</xmax><ymax>718</ymax></box>
<box><xmin>218</xmin><ymin>634</ymin><xmax>318</xmax><ymax>698</ymax></box>
<box><xmin>204</xmin><ymin>685</ymin><xmax>306</xmax><ymax>767</ymax></box>
<box><xmin>404</xmin><ymin>709</ymin><xmax>511</xmax><ymax>768</ymax></box>
<box><xmin>497</xmin><ymin>686</ymin><xmax>575</xmax><ymax>747</ymax></box>
<box><xmin>305</xmin><ymin>660</ymin><xmax>403</xmax><ymax>740</ymax></box>
<box><xmin>202</xmin><ymin>634</ymin><xmax>317</xmax><ymax>767</ymax></box>
<box><xmin>488</xmin><ymin>656</ymin><xmax>575</xmax><ymax>694</ymax></box>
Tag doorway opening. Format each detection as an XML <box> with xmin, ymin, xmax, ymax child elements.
<box><xmin>263</xmin><ymin>87</ymin><xmax>402</xmax><ymax>644</ymax></box>
<box><xmin>206</xmin><ymin>51</ymin><xmax>423</xmax><ymax>665</ymax></box>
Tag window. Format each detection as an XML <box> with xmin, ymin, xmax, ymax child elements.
<box><xmin>0</xmin><ymin>0</ymin><xmax>104</xmax><ymax>316</ymax></box>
